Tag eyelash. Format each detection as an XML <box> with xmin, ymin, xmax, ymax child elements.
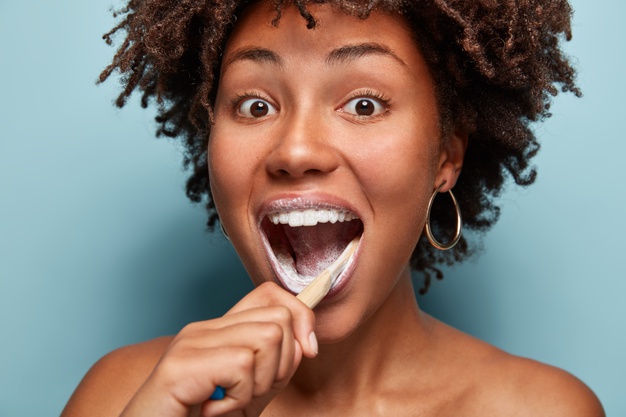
<box><xmin>345</xmin><ymin>89</ymin><xmax>390</xmax><ymax>107</ymax></box>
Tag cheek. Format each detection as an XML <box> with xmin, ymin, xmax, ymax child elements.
<box><xmin>351</xmin><ymin>126</ymin><xmax>441</xmax><ymax>250</ymax></box>
<box><xmin>208</xmin><ymin>129</ymin><xmax>258</xmax><ymax>217</ymax></box>
<box><xmin>353</xmin><ymin>133</ymin><xmax>439</xmax><ymax>206</ymax></box>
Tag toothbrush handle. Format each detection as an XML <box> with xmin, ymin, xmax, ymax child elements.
<box><xmin>296</xmin><ymin>270</ymin><xmax>333</xmax><ymax>309</ymax></box>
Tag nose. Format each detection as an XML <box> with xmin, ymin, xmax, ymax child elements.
<box><xmin>265</xmin><ymin>110</ymin><xmax>339</xmax><ymax>179</ymax></box>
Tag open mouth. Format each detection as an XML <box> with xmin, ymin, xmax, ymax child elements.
<box><xmin>260</xmin><ymin>208</ymin><xmax>363</xmax><ymax>293</ymax></box>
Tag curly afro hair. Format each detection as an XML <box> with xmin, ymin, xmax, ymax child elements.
<box><xmin>99</xmin><ymin>0</ymin><xmax>580</xmax><ymax>294</ymax></box>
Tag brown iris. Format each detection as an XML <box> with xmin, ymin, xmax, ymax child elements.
<box><xmin>355</xmin><ymin>99</ymin><xmax>375</xmax><ymax>116</ymax></box>
<box><xmin>249</xmin><ymin>100</ymin><xmax>269</xmax><ymax>117</ymax></box>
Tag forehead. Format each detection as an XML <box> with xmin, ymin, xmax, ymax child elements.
<box><xmin>222</xmin><ymin>2</ymin><xmax>425</xmax><ymax>72</ymax></box>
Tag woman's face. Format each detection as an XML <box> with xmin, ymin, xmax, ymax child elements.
<box><xmin>209</xmin><ymin>2</ymin><xmax>465</xmax><ymax>341</ymax></box>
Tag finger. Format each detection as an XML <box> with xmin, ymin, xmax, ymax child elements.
<box><xmin>201</xmin><ymin>322</ymin><xmax>285</xmax><ymax>396</ymax></box>
<box><xmin>152</xmin><ymin>346</ymin><xmax>255</xmax><ymax>411</ymax></box>
<box><xmin>200</xmin><ymin>347</ymin><xmax>256</xmax><ymax>415</ymax></box>
<box><xmin>227</xmin><ymin>282</ymin><xmax>318</xmax><ymax>358</ymax></box>
<box><xmin>182</xmin><ymin>308</ymin><xmax>296</xmax><ymax>386</ymax></box>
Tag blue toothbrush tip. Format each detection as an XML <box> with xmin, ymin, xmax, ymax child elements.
<box><xmin>210</xmin><ymin>385</ymin><xmax>226</xmax><ymax>400</ymax></box>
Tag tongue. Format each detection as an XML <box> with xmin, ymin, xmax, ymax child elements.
<box><xmin>284</xmin><ymin>221</ymin><xmax>360</xmax><ymax>277</ymax></box>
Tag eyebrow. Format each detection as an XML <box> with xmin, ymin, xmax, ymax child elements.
<box><xmin>224</xmin><ymin>47</ymin><xmax>283</xmax><ymax>69</ymax></box>
<box><xmin>326</xmin><ymin>43</ymin><xmax>407</xmax><ymax>67</ymax></box>
<box><xmin>223</xmin><ymin>42</ymin><xmax>406</xmax><ymax>71</ymax></box>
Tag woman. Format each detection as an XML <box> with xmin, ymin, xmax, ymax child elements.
<box><xmin>62</xmin><ymin>0</ymin><xmax>603</xmax><ymax>415</ymax></box>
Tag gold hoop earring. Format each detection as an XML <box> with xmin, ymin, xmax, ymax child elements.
<box><xmin>220</xmin><ymin>223</ymin><xmax>230</xmax><ymax>242</ymax></box>
<box><xmin>424</xmin><ymin>181</ymin><xmax>462</xmax><ymax>250</ymax></box>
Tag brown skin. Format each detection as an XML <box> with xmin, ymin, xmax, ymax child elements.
<box><xmin>62</xmin><ymin>5</ymin><xmax>603</xmax><ymax>417</ymax></box>
<box><xmin>62</xmin><ymin>300</ymin><xmax>603</xmax><ymax>417</ymax></box>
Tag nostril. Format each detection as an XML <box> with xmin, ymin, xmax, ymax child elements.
<box><xmin>303</xmin><ymin>168</ymin><xmax>327</xmax><ymax>176</ymax></box>
<box><xmin>272</xmin><ymin>167</ymin><xmax>327</xmax><ymax>178</ymax></box>
<box><xmin>266</xmin><ymin>143</ymin><xmax>338</xmax><ymax>178</ymax></box>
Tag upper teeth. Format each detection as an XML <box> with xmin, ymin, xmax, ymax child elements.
<box><xmin>269</xmin><ymin>209</ymin><xmax>358</xmax><ymax>227</ymax></box>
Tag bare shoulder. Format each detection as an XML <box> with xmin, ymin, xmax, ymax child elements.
<box><xmin>61</xmin><ymin>336</ymin><xmax>173</xmax><ymax>417</ymax></box>
<box><xmin>485</xmin><ymin>354</ymin><xmax>605</xmax><ymax>417</ymax></box>
<box><xmin>428</xmin><ymin>318</ymin><xmax>604</xmax><ymax>417</ymax></box>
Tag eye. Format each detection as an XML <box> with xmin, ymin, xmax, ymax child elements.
<box><xmin>237</xmin><ymin>98</ymin><xmax>277</xmax><ymax>118</ymax></box>
<box><xmin>341</xmin><ymin>97</ymin><xmax>387</xmax><ymax>117</ymax></box>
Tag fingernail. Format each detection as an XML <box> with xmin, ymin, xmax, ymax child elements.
<box><xmin>309</xmin><ymin>332</ymin><xmax>318</xmax><ymax>355</ymax></box>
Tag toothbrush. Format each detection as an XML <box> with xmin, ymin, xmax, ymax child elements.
<box><xmin>210</xmin><ymin>235</ymin><xmax>360</xmax><ymax>400</ymax></box>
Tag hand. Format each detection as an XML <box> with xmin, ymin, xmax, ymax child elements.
<box><xmin>120</xmin><ymin>282</ymin><xmax>318</xmax><ymax>417</ymax></box>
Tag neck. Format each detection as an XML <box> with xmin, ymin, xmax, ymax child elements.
<box><xmin>287</xmin><ymin>269</ymin><xmax>433</xmax><ymax>403</ymax></box>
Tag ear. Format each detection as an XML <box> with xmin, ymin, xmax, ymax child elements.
<box><xmin>434</xmin><ymin>129</ymin><xmax>468</xmax><ymax>192</ymax></box>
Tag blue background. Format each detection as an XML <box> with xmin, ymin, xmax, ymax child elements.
<box><xmin>1</xmin><ymin>0</ymin><xmax>624</xmax><ymax>415</ymax></box>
